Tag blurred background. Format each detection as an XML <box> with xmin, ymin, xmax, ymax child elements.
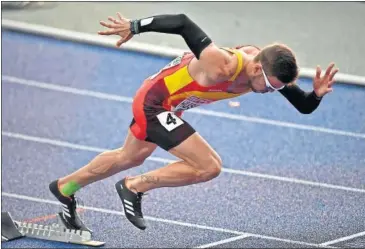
<box><xmin>2</xmin><ymin>1</ymin><xmax>365</xmax><ymax>77</ymax></box>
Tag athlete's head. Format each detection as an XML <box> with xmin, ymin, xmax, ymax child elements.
<box><xmin>246</xmin><ymin>43</ymin><xmax>299</xmax><ymax>93</ymax></box>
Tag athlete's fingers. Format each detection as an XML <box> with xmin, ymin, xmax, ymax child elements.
<box><xmin>98</xmin><ymin>30</ymin><xmax>113</xmax><ymax>35</ymax></box>
<box><xmin>99</xmin><ymin>20</ymin><xmax>111</xmax><ymax>28</ymax></box>
<box><xmin>116</xmin><ymin>33</ymin><xmax>133</xmax><ymax>47</ymax></box>
<box><xmin>116</xmin><ymin>37</ymin><xmax>124</xmax><ymax>47</ymax></box>
<box><xmin>117</xmin><ymin>12</ymin><xmax>126</xmax><ymax>22</ymax></box>
<box><xmin>117</xmin><ymin>37</ymin><xmax>130</xmax><ymax>47</ymax></box>
<box><xmin>123</xmin><ymin>33</ymin><xmax>133</xmax><ymax>43</ymax></box>
<box><xmin>116</xmin><ymin>35</ymin><xmax>128</xmax><ymax>47</ymax></box>
<box><xmin>326</xmin><ymin>87</ymin><xmax>334</xmax><ymax>94</ymax></box>
<box><xmin>329</xmin><ymin>68</ymin><xmax>339</xmax><ymax>82</ymax></box>
<box><xmin>325</xmin><ymin>62</ymin><xmax>335</xmax><ymax>76</ymax></box>
<box><xmin>99</xmin><ymin>20</ymin><xmax>120</xmax><ymax>29</ymax></box>
<box><xmin>108</xmin><ymin>16</ymin><xmax>120</xmax><ymax>24</ymax></box>
<box><xmin>107</xmin><ymin>16</ymin><xmax>115</xmax><ymax>22</ymax></box>
<box><xmin>98</xmin><ymin>29</ymin><xmax>119</xmax><ymax>35</ymax></box>
<box><xmin>328</xmin><ymin>79</ymin><xmax>336</xmax><ymax>87</ymax></box>
<box><xmin>316</xmin><ymin>65</ymin><xmax>321</xmax><ymax>79</ymax></box>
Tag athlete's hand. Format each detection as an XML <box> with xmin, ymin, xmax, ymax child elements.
<box><xmin>98</xmin><ymin>12</ymin><xmax>134</xmax><ymax>47</ymax></box>
<box><xmin>312</xmin><ymin>62</ymin><xmax>339</xmax><ymax>97</ymax></box>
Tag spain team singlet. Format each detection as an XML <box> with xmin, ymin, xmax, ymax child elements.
<box><xmin>133</xmin><ymin>47</ymin><xmax>252</xmax><ymax>116</ymax></box>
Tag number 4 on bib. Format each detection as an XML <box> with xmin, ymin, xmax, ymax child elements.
<box><xmin>157</xmin><ymin>112</ymin><xmax>184</xmax><ymax>132</ymax></box>
<box><xmin>166</xmin><ymin>113</ymin><xmax>177</xmax><ymax>125</ymax></box>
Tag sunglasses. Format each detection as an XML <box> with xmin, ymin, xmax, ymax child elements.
<box><xmin>262</xmin><ymin>67</ymin><xmax>285</xmax><ymax>91</ymax></box>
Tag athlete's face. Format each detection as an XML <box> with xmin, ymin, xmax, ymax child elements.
<box><xmin>248</xmin><ymin>64</ymin><xmax>286</xmax><ymax>93</ymax></box>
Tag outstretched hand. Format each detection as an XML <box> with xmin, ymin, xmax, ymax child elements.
<box><xmin>313</xmin><ymin>62</ymin><xmax>339</xmax><ymax>97</ymax></box>
<box><xmin>98</xmin><ymin>12</ymin><xmax>134</xmax><ymax>47</ymax></box>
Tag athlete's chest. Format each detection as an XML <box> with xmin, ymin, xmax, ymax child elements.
<box><xmin>169</xmin><ymin>81</ymin><xmax>250</xmax><ymax>112</ymax></box>
<box><xmin>157</xmin><ymin>53</ymin><xmax>250</xmax><ymax>111</ymax></box>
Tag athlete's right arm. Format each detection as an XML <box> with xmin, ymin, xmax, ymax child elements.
<box><xmin>98</xmin><ymin>13</ymin><xmax>236</xmax><ymax>81</ymax></box>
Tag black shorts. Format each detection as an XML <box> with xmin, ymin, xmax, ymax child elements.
<box><xmin>130</xmin><ymin>109</ymin><xmax>196</xmax><ymax>151</ymax></box>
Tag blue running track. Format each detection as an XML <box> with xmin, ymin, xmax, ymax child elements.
<box><xmin>2</xmin><ymin>30</ymin><xmax>365</xmax><ymax>248</ymax></box>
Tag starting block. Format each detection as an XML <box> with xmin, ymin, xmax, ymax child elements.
<box><xmin>1</xmin><ymin>212</ymin><xmax>105</xmax><ymax>247</ymax></box>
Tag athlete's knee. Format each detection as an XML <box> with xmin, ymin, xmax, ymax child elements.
<box><xmin>196</xmin><ymin>153</ymin><xmax>222</xmax><ymax>182</ymax></box>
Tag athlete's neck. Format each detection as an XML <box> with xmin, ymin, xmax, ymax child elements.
<box><xmin>231</xmin><ymin>54</ymin><xmax>252</xmax><ymax>88</ymax></box>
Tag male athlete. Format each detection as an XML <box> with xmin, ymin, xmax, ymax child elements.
<box><xmin>49</xmin><ymin>13</ymin><xmax>338</xmax><ymax>231</ymax></box>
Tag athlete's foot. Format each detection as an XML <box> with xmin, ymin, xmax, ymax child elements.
<box><xmin>49</xmin><ymin>180</ymin><xmax>92</xmax><ymax>233</ymax></box>
<box><xmin>115</xmin><ymin>178</ymin><xmax>147</xmax><ymax>230</ymax></box>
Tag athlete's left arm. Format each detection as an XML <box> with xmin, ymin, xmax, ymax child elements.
<box><xmin>278</xmin><ymin>84</ymin><xmax>322</xmax><ymax>114</ymax></box>
<box><xmin>278</xmin><ymin>63</ymin><xmax>339</xmax><ymax>114</ymax></box>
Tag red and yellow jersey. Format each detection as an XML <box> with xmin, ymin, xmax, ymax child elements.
<box><xmin>133</xmin><ymin>47</ymin><xmax>251</xmax><ymax>114</ymax></box>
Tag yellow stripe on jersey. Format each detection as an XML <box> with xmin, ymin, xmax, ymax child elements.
<box><xmin>164</xmin><ymin>48</ymin><xmax>243</xmax><ymax>95</ymax></box>
<box><xmin>221</xmin><ymin>48</ymin><xmax>244</xmax><ymax>82</ymax></box>
<box><xmin>164</xmin><ymin>66</ymin><xmax>194</xmax><ymax>95</ymax></box>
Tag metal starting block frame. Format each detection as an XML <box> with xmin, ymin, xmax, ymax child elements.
<box><xmin>2</xmin><ymin>212</ymin><xmax>105</xmax><ymax>247</ymax></box>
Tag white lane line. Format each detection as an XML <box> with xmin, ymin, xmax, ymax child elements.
<box><xmin>194</xmin><ymin>234</ymin><xmax>251</xmax><ymax>248</ymax></box>
<box><xmin>2</xmin><ymin>131</ymin><xmax>365</xmax><ymax>194</ymax></box>
<box><xmin>222</xmin><ymin>167</ymin><xmax>365</xmax><ymax>194</ymax></box>
<box><xmin>3</xmin><ymin>75</ymin><xmax>365</xmax><ymax>140</ymax></box>
<box><xmin>2</xmin><ymin>192</ymin><xmax>333</xmax><ymax>248</ymax></box>
<box><xmin>320</xmin><ymin>231</ymin><xmax>365</xmax><ymax>246</ymax></box>
<box><xmin>2</xmin><ymin>75</ymin><xmax>134</xmax><ymax>103</ymax></box>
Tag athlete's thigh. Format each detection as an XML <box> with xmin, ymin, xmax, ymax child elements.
<box><xmin>145</xmin><ymin>110</ymin><xmax>196</xmax><ymax>152</ymax></box>
<box><xmin>168</xmin><ymin>132</ymin><xmax>222</xmax><ymax>170</ymax></box>
<box><xmin>144</xmin><ymin>110</ymin><xmax>221</xmax><ymax>168</ymax></box>
<box><xmin>122</xmin><ymin>128</ymin><xmax>158</xmax><ymax>160</ymax></box>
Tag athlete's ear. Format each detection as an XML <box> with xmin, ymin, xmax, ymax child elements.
<box><xmin>252</xmin><ymin>63</ymin><xmax>262</xmax><ymax>77</ymax></box>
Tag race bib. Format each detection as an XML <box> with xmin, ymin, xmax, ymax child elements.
<box><xmin>156</xmin><ymin>111</ymin><xmax>184</xmax><ymax>132</ymax></box>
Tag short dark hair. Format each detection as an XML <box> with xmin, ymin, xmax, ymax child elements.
<box><xmin>254</xmin><ymin>44</ymin><xmax>299</xmax><ymax>84</ymax></box>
